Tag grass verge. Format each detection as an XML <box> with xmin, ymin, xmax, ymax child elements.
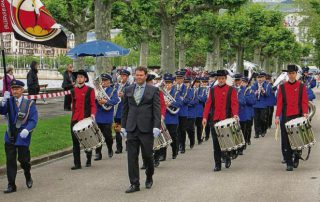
<box><xmin>0</xmin><ymin>115</ymin><xmax>72</xmax><ymax>166</ymax></box>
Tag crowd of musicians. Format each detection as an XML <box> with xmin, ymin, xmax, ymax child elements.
<box><xmin>1</xmin><ymin>64</ymin><xmax>317</xmax><ymax>194</ymax></box>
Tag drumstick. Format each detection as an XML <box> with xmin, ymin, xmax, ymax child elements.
<box><xmin>201</xmin><ymin>123</ymin><xmax>207</xmax><ymax>141</ymax></box>
<box><xmin>275</xmin><ymin>125</ymin><xmax>279</xmax><ymax>141</ymax></box>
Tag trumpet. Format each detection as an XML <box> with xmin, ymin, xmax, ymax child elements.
<box><xmin>93</xmin><ymin>76</ymin><xmax>118</xmax><ymax>111</ymax></box>
<box><xmin>257</xmin><ymin>83</ymin><xmax>263</xmax><ymax>100</ymax></box>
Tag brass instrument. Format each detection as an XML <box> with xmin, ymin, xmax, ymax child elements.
<box><xmin>113</xmin><ymin>82</ymin><xmax>125</xmax><ymax>116</ymax></box>
<box><xmin>153</xmin><ymin>119</ymin><xmax>173</xmax><ymax>150</ymax></box>
<box><xmin>257</xmin><ymin>82</ymin><xmax>263</xmax><ymax>100</ymax></box>
<box><xmin>93</xmin><ymin>76</ymin><xmax>117</xmax><ymax>111</ymax></box>
<box><xmin>161</xmin><ymin>86</ymin><xmax>180</xmax><ymax>115</ymax></box>
<box><xmin>308</xmin><ymin>101</ymin><xmax>316</xmax><ymax>122</ymax></box>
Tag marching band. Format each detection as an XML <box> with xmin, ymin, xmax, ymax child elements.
<box><xmin>1</xmin><ymin>64</ymin><xmax>318</xmax><ymax>194</ymax></box>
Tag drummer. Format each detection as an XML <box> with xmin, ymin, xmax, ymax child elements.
<box><xmin>70</xmin><ymin>70</ymin><xmax>96</xmax><ymax>170</ymax></box>
<box><xmin>202</xmin><ymin>70</ymin><xmax>239</xmax><ymax>172</ymax></box>
<box><xmin>275</xmin><ymin>64</ymin><xmax>309</xmax><ymax>171</ymax></box>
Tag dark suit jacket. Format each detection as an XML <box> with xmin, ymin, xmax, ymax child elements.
<box><xmin>121</xmin><ymin>83</ymin><xmax>161</xmax><ymax>133</ymax></box>
<box><xmin>62</xmin><ymin>71</ymin><xmax>74</xmax><ymax>90</ymax></box>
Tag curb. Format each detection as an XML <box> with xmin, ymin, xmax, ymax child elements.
<box><xmin>0</xmin><ymin>147</ymin><xmax>73</xmax><ymax>176</ymax></box>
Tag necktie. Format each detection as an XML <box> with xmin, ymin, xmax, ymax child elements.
<box><xmin>134</xmin><ymin>86</ymin><xmax>142</xmax><ymax>104</ymax></box>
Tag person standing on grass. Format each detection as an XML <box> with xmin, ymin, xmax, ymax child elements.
<box><xmin>2</xmin><ymin>65</ymin><xmax>15</xmax><ymax>95</ymax></box>
<box><xmin>27</xmin><ymin>61</ymin><xmax>40</xmax><ymax>102</ymax></box>
<box><xmin>62</xmin><ymin>64</ymin><xmax>75</xmax><ymax>111</ymax></box>
<box><xmin>0</xmin><ymin>80</ymin><xmax>38</xmax><ymax>194</ymax></box>
<box><xmin>70</xmin><ymin>70</ymin><xmax>96</xmax><ymax>170</ymax></box>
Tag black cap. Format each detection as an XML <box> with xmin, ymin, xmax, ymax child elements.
<box><xmin>10</xmin><ymin>80</ymin><xmax>25</xmax><ymax>88</ymax></box>
<box><xmin>216</xmin><ymin>70</ymin><xmax>228</xmax><ymax>76</ymax></box>
<box><xmin>234</xmin><ymin>73</ymin><xmax>243</xmax><ymax>80</ymax></box>
<box><xmin>72</xmin><ymin>69</ymin><xmax>89</xmax><ymax>82</ymax></box>
<box><xmin>283</xmin><ymin>64</ymin><xmax>298</xmax><ymax>72</ymax></box>
<box><xmin>146</xmin><ymin>74</ymin><xmax>156</xmax><ymax>82</ymax></box>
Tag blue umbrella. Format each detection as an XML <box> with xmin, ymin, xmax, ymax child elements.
<box><xmin>67</xmin><ymin>40</ymin><xmax>130</xmax><ymax>59</ymax></box>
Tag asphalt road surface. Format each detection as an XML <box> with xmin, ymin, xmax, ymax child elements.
<box><xmin>1</xmin><ymin>97</ymin><xmax>320</xmax><ymax>202</ymax></box>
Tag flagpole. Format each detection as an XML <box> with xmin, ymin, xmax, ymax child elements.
<box><xmin>0</xmin><ymin>33</ymin><xmax>8</xmax><ymax>91</ymax></box>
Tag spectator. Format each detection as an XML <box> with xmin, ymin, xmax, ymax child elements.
<box><xmin>62</xmin><ymin>64</ymin><xmax>74</xmax><ymax>111</ymax></box>
<box><xmin>2</xmin><ymin>65</ymin><xmax>15</xmax><ymax>95</ymax></box>
<box><xmin>27</xmin><ymin>61</ymin><xmax>40</xmax><ymax>101</ymax></box>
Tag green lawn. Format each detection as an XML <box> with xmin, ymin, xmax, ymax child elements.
<box><xmin>0</xmin><ymin>115</ymin><xmax>72</xmax><ymax>166</ymax></box>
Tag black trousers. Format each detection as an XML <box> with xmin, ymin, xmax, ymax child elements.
<box><xmin>71</xmin><ymin>121</ymin><xmax>92</xmax><ymax>166</ymax></box>
<box><xmin>114</xmin><ymin>118</ymin><xmax>123</xmax><ymax>151</ymax></box>
<box><xmin>195</xmin><ymin>117</ymin><xmax>203</xmax><ymax>143</ymax></box>
<box><xmin>5</xmin><ymin>143</ymin><xmax>31</xmax><ymax>186</ymax></box>
<box><xmin>95</xmin><ymin>123</ymin><xmax>113</xmax><ymax>154</ymax></box>
<box><xmin>281</xmin><ymin>115</ymin><xmax>300</xmax><ymax>167</ymax></box>
<box><xmin>182</xmin><ymin>118</ymin><xmax>195</xmax><ymax>148</ymax></box>
<box><xmin>154</xmin><ymin>124</ymin><xmax>179</xmax><ymax>160</ymax></box>
<box><xmin>127</xmin><ymin>128</ymin><xmax>154</xmax><ymax>186</ymax></box>
<box><xmin>267</xmin><ymin>106</ymin><xmax>274</xmax><ymax>128</ymax></box>
<box><xmin>254</xmin><ymin>108</ymin><xmax>268</xmax><ymax>136</ymax></box>
<box><xmin>64</xmin><ymin>94</ymin><xmax>72</xmax><ymax>110</ymax></box>
<box><xmin>178</xmin><ymin>116</ymin><xmax>188</xmax><ymax>149</ymax></box>
<box><xmin>240</xmin><ymin>120</ymin><xmax>253</xmax><ymax>144</ymax></box>
<box><xmin>210</xmin><ymin>121</ymin><xmax>222</xmax><ymax>166</ymax></box>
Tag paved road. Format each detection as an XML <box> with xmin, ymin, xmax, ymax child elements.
<box><xmin>1</xmin><ymin>97</ymin><xmax>320</xmax><ymax>201</ymax></box>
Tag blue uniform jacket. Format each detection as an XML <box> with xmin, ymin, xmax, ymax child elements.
<box><xmin>251</xmin><ymin>81</ymin><xmax>270</xmax><ymax>109</ymax></box>
<box><xmin>115</xmin><ymin>82</ymin><xmax>130</xmax><ymax>120</ymax></box>
<box><xmin>196</xmin><ymin>87</ymin><xmax>208</xmax><ymax>118</ymax></box>
<box><xmin>96</xmin><ymin>86</ymin><xmax>120</xmax><ymax>124</ymax></box>
<box><xmin>304</xmin><ymin>76</ymin><xmax>316</xmax><ymax>101</ymax></box>
<box><xmin>178</xmin><ymin>84</ymin><xmax>191</xmax><ymax>117</ymax></box>
<box><xmin>187</xmin><ymin>88</ymin><xmax>198</xmax><ymax>119</ymax></box>
<box><xmin>265</xmin><ymin>83</ymin><xmax>276</xmax><ymax>107</ymax></box>
<box><xmin>0</xmin><ymin>97</ymin><xmax>38</xmax><ymax>146</ymax></box>
<box><xmin>164</xmin><ymin>88</ymin><xmax>182</xmax><ymax>125</ymax></box>
<box><xmin>239</xmin><ymin>86</ymin><xmax>256</xmax><ymax>121</ymax></box>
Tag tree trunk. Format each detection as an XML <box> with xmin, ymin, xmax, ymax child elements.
<box><xmin>73</xmin><ymin>30</ymin><xmax>87</xmax><ymax>70</ymax></box>
<box><xmin>263</xmin><ymin>56</ymin><xmax>270</xmax><ymax>72</ymax></box>
<box><xmin>95</xmin><ymin>0</ymin><xmax>112</xmax><ymax>75</ymax></box>
<box><xmin>178</xmin><ymin>44</ymin><xmax>186</xmax><ymax>69</ymax></box>
<box><xmin>161</xmin><ymin>21</ymin><xmax>176</xmax><ymax>73</ymax></box>
<box><xmin>274</xmin><ymin>56</ymin><xmax>279</xmax><ymax>74</ymax></box>
<box><xmin>236</xmin><ymin>47</ymin><xmax>244</xmax><ymax>73</ymax></box>
<box><xmin>253</xmin><ymin>47</ymin><xmax>261</xmax><ymax>67</ymax></box>
<box><xmin>205</xmin><ymin>52</ymin><xmax>214</xmax><ymax>71</ymax></box>
<box><xmin>139</xmin><ymin>40</ymin><xmax>148</xmax><ymax>66</ymax></box>
<box><xmin>213</xmin><ymin>36</ymin><xmax>221</xmax><ymax>70</ymax></box>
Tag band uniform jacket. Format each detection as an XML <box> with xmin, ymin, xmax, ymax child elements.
<box><xmin>121</xmin><ymin>84</ymin><xmax>161</xmax><ymax>133</ymax></box>
<box><xmin>0</xmin><ymin>97</ymin><xmax>38</xmax><ymax>146</ymax></box>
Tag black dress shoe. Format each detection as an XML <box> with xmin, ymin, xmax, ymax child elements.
<box><xmin>254</xmin><ymin>135</ymin><xmax>259</xmax><ymax>138</ymax></box>
<box><xmin>94</xmin><ymin>154</ymin><xmax>102</xmax><ymax>161</ymax></box>
<box><xmin>145</xmin><ymin>178</ymin><xmax>153</xmax><ymax>189</ymax></box>
<box><xmin>180</xmin><ymin>149</ymin><xmax>185</xmax><ymax>154</ymax></box>
<box><xmin>115</xmin><ymin>149</ymin><xmax>122</xmax><ymax>154</ymax></box>
<box><xmin>261</xmin><ymin>133</ymin><xmax>265</xmax><ymax>137</ymax></box>
<box><xmin>108</xmin><ymin>149</ymin><xmax>114</xmax><ymax>158</ymax></box>
<box><xmin>293</xmin><ymin>156</ymin><xmax>299</xmax><ymax>168</ymax></box>
<box><xmin>125</xmin><ymin>185</ymin><xmax>140</xmax><ymax>193</ymax></box>
<box><xmin>26</xmin><ymin>177</ymin><xmax>33</xmax><ymax>188</ymax></box>
<box><xmin>86</xmin><ymin>160</ymin><xmax>91</xmax><ymax>167</ymax></box>
<box><xmin>3</xmin><ymin>185</ymin><xmax>16</xmax><ymax>194</ymax></box>
<box><xmin>213</xmin><ymin>167</ymin><xmax>221</xmax><ymax>172</ymax></box>
<box><xmin>247</xmin><ymin>141</ymin><xmax>251</xmax><ymax>145</ymax></box>
<box><xmin>172</xmin><ymin>155</ymin><xmax>177</xmax><ymax>159</ymax></box>
<box><xmin>71</xmin><ymin>165</ymin><xmax>82</xmax><ymax>170</ymax></box>
<box><xmin>205</xmin><ymin>137</ymin><xmax>209</xmax><ymax>141</ymax></box>
<box><xmin>238</xmin><ymin>150</ymin><xmax>243</xmax><ymax>155</ymax></box>
<box><xmin>190</xmin><ymin>144</ymin><xmax>194</xmax><ymax>149</ymax></box>
<box><xmin>286</xmin><ymin>165</ymin><xmax>293</xmax><ymax>171</ymax></box>
<box><xmin>225</xmin><ymin>158</ymin><xmax>231</xmax><ymax>168</ymax></box>
<box><xmin>281</xmin><ymin>159</ymin><xmax>286</xmax><ymax>164</ymax></box>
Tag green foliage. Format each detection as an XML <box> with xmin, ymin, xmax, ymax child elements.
<box><xmin>0</xmin><ymin>115</ymin><xmax>72</xmax><ymax>166</ymax></box>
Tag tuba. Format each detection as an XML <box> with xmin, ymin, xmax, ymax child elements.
<box><xmin>93</xmin><ymin>76</ymin><xmax>117</xmax><ymax>111</ymax></box>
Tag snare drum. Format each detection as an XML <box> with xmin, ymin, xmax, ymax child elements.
<box><xmin>214</xmin><ymin>118</ymin><xmax>245</xmax><ymax>152</ymax></box>
<box><xmin>72</xmin><ymin>117</ymin><xmax>105</xmax><ymax>151</ymax></box>
<box><xmin>285</xmin><ymin>117</ymin><xmax>316</xmax><ymax>150</ymax></box>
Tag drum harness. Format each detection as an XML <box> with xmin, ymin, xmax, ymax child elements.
<box><xmin>7</xmin><ymin>98</ymin><xmax>33</xmax><ymax>144</ymax></box>
<box><xmin>280</xmin><ymin>83</ymin><xmax>311</xmax><ymax>161</ymax></box>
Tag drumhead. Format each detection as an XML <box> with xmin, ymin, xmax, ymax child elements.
<box><xmin>285</xmin><ymin>117</ymin><xmax>307</xmax><ymax>127</ymax></box>
<box><xmin>73</xmin><ymin>117</ymin><xmax>94</xmax><ymax>132</ymax></box>
<box><xmin>215</xmin><ymin>118</ymin><xmax>236</xmax><ymax>128</ymax></box>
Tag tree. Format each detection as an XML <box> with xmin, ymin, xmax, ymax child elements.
<box><xmin>43</xmin><ymin>0</ymin><xmax>94</xmax><ymax>69</ymax></box>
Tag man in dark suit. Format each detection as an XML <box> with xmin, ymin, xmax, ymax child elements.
<box><xmin>121</xmin><ymin>66</ymin><xmax>161</xmax><ymax>193</ymax></box>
